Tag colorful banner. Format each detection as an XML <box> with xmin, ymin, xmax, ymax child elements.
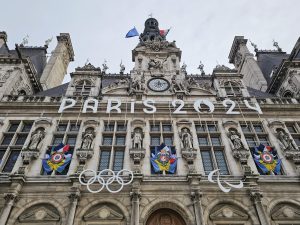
<box><xmin>151</xmin><ymin>143</ymin><xmax>177</xmax><ymax>174</ymax></box>
<box><xmin>251</xmin><ymin>144</ymin><xmax>281</xmax><ymax>175</ymax></box>
<box><xmin>42</xmin><ymin>143</ymin><xmax>72</xmax><ymax>174</ymax></box>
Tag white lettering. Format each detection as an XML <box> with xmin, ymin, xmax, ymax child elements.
<box><xmin>106</xmin><ymin>99</ymin><xmax>121</xmax><ymax>113</ymax></box>
<box><xmin>83</xmin><ymin>99</ymin><xmax>99</xmax><ymax>113</ymax></box>
<box><xmin>130</xmin><ymin>99</ymin><xmax>135</xmax><ymax>113</ymax></box>
<box><xmin>244</xmin><ymin>100</ymin><xmax>263</xmax><ymax>114</ymax></box>
<box><xmin>194</xmin><ymin>99</ymin><xmax>215</xmax><ymax>113</ymax></box>
<box><xmin>172</xmin><ymin>99</ymin><xmax>187</xmax><ymax>114</ymax></box>
<box><xmin>223</xmin><ymin>99</ymin><xmax>240</xmax><ymax>114</ymax></box>
<box><xmin>58</xmin><ymin>98</ymin><xmax>76</xmax><ymax>113</ymax></box>
<box><xmin>143</xmin><ymin>99</ymin><xmax>156</xmax><ymax>113</ymax></box>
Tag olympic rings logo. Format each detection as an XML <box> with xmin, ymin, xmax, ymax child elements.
<box><xmin>79</xmin><ymin>169</ymin><xmax>134</xmax><ymax>193</ymax></box>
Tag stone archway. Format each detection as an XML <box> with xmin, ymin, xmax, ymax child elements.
<box><xmin>146</xmin><ymin>208</ymin><xmax>186</xmax><ymax>225</ymax></box>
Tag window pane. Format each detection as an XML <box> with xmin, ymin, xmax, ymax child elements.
<box><xmin>259</xmin><ymin>137</ymin><xmax>269</xmax><ymax>146</ymax></box>
<box><xmin>69</xmin><ymin>123</ymin><xmax>80</xmax><ymax>131</ymax></box>
<box><xmin>164</xmin><ymin>137</ymin><xmax>173</xmax><ymax>146</ymax></box>
<box><xmin>115</xmin><ymin>136</ymin><xmax>125</xmax><ymax>146</ymax></box>
<box><xmin>1</xmin><ymin>134</ymin><xmax>13</xmax><ymax>145</ymax></box>
<box><xmin>196</xmin><ymin>125</ymin><xmax>206</xmax><ymax>132</ymax></box>
<box><xmin>57</xmin><ymin>124</ymin><xmax>67</xmax><ymax>132</ymax></box>
<box><xmin>66</xmin><ymin>136</ymin><xmax>77</xmax><ymax>146</ymax></box>
<box><xmin>162</xmin><ymin>125</ymin><xmax>172</xmax><ymax>132</ymax></box>
<box><xmin>21</xmin><ymin>123</ymin><xmax>32</xmax><ymax>132</ymax></box>
<box><xmin>53</xmin><ymin>136</ymin><xmax>64</xmax><ymax>145</ymax></box>
<box><xmin>113</xmin><ymin>150</ymin><xmax>124</xmax><ymax>171</ymax></box>
<box><xmin>241</xmin><ymin>124</ymin><xmax>251</xmax><ymax>133</ymax></box>
<box><xmin>117</xmin><ymin>124</ymin><xmax>126</xmax><ymax>131</ymax></box>
<box><xmin>15</xmin><ymin>135</ymin><xmax>27</xmax><ymax>145</ymax></box>
<box><xmin>0</xmin><ymin>150</ymin><xmax>6</xmax><ymax>163</ymax></box>
<box><xmin>151</xmin><ymin>136</ymin><xmax>160</xmax><ymax>146</ymax></box>
<box><xmin>8</xmin><ymin>123</ymin><xmax>20</xmax><ymax>132</ymax></box>
<box><xmin>286</xmin><ymin>125</ymin><xmax>297</xmax><ymax>133</ymax></box>
<box><xmin>207</xmin><ymin>124</ymin><xmax>217</xmax><ymax>132</ymax></box>
<box><xmin>99</xmin><ymin>150</ymin><xmax>110</xmax><ymax>171</ymax></box>
<box><xmin>198</xmin><ymin>137</ymin><xmax>208</xmax><ymax>146</ymax></box>
<box><xmin>104</xmin><ymin>124</ymin><xmax>114</xmax><ymax>132</ymax></box>
<box><xmin>211</xmin><ymin>137</ymin><xmax>221</xmax><ymax>146</ymax></box>
<box><xmin>201</xmin><ymin>150</ymin><xmax>214</xmax><ymax>175</ymax></box>
<box><xmin>294</xmin><ymin>137</ymin><xmax>300</xmax><ymax>146</ymax></box>
<box><xmin>2</xmin><ymin>150</ymin><xmax>20</xmax><ymax>172</ymax></box>
<box><xmin>103</xmin><ymin>137</ymin><xmax>113</xmax><ymax>145</ymax></box>
<box><xmin>253</xmin><ymin>125</ymin><xmax>263</xmax><ymax>133</ymax></box>
<box><xmin>215</xmin><ymin>150</ymin><xmax>229</xmax><ymax>175</ymax></box>
<box><xmin>246</xmin><ymin>136</ymin><xmax>256</xmax><ymax>147</ymax></box>
<box><xmin>150</xmin><ymin>125</ymin><xmax>160</xmax><ymax>132</ymax></box>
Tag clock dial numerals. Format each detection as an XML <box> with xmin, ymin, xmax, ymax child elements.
<box><xmin>148</xmin><ymin>78</ymin><xmax>170</xmax><ymax>92</ymax></box>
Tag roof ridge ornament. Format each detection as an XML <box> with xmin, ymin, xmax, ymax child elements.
<box><xmin>21</xmin><ymin>34</ymin><xmax>29</xmax><ymax>46</ymax></box>
<box><xmin>249</xmin><ymin>40</ymin><xmax>258</xmax><ymax>52</ymax></box>
<box><xmin>273</xmin><ymin>39</ymin><xmax>282</xmax><ymax>52</ymax></box>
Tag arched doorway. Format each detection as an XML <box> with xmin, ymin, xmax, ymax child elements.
<box><xmin>146</xmin><ymin>208</ymin><xmax>186</xmax><ymax>225</ymax></box>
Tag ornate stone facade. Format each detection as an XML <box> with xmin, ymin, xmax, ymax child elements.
<box><xmin>0</xmin><ymin>19</ymin><xmax>300</xmax><ymax>225</ymax></box>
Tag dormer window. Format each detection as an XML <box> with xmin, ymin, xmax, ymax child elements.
<box><xmin>74</xmin><ymin>80</ymin><xmax>92</xmax><ymax>96</ymax></box>
<box><xmin>224</xmin><ymin>81</ymin><xmax>241</xmax><ymax>97</ymax></box>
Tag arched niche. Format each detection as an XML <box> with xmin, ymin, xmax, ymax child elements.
<box><xmin>146</xmin><ymin>208</ymin><xmax>186</xmax><ymax>225</ymax></box>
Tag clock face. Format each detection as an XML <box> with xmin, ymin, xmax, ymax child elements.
<box><xmin>148</xmin><ymin>78</ymin><xmax>170</xmax><ymax>92</ymax></box>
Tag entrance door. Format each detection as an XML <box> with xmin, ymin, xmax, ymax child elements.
<box><xmin>146</xmin><ymin>208</ymin><xmax>186</xmax><ymax>225</ymax></box>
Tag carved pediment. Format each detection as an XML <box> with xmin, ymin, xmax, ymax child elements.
<box><xmin>18</xmin><ymin>206</ymin><xmax>60</xmax><ymax>222</ymax></box>
<box><xmin>83</xmin><ymin>205</ymin><xmax>124</xmax><ymax>221</ymax></box>
<box><xmin>34</xmin><ymin>117</ymin><xmax>52</xmax><ymax>125</ymax></box>
<box><xmin>271</xmin><ymin>205</ymin><xmax>300</xmax><ymax>221</ymax></box>
<box><xmin>210</xmin><ymin>205</ymin><xmax>249</xmax><ymax>221</ymax></box>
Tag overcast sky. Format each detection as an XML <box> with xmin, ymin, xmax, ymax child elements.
<box><xmin>1</xmin><ymin>0</ymin><xmax>300</xmax><ymax>83</ymax></box>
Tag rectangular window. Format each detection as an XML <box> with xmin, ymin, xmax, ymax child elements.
<box><xmin>150</xmin><ymin>125</ymin><xmax>160</xmax><ymax>132</ymax></box>
<box><xmin>1</xmin><ymin>134</ymin><xmax>13</xmax><ymax>146</ymax></box>
<box><xmin>8</xmin><ymin>123</ymin><xmax>20</xmax><ymax>132</ymax></box>
<box><xmin>211</xmin><ymin>137</ymin><xmax>221</xmax><ymax>146</ymax></box>
<box><xmin>15</xmin><ymin>135</ymin><xmax>27</xmax><ymax>146</ymax></box>
<box><xmin>69</xmin><ymin>123</ymin><xmax>80</xmax><ymax>131</ymax></box>
<box><xmin>57</xmin><ymin>124</ymin><xmax>68</xmax><ymax>132</ymax></box>
<box><xmin>245</xmin><ymin>136</ymin><xmax>256</xmax><ymax>147</ymax></box>
<box><xmin>162</xmin><ymin>125</ymin><xmax>172</xmax><ymax>132</ymax></box>
<box><xmin>207</xmin><ymin>124</ymin><xmax>217</xmax><ymax>132</ymax></box>
<box><xmin>286</xmin><ymin>124</ymin><xmax>297</xmax><ymax>133</ymax></box>
<box><xmin>0</xmin><ymin>149</ymin><xmax>6</xmax><ymax>163</ymax></box>
<box><xmin>215</xmin><ymin>150</ymin><xmax>229</xmax><ymax>175</ymax></box>
<box><xmin>195</xmin><ymin>125</ymin><xmax>206</xmax><ymax>132</ymax></box>
<box><xmin>253</xmin><ymin>124</ymin><xmax>263</xmax><ymax>133</ymax></box>
<box><xmin>21</xmin><ymin>123</ymin><xmax>32</xmax><ymax>132</ymax></box>
<box><xmin>113</xmin><ymin>150</ymin><xmax>124</xmax><ymax>171</ymax></box>
<box><xmin>103</xmin><ymin>136</ymin><xmax>113</xmax><ymax>146</ymax></box>
<box><xmin>258</xmin><ymin>136</ymin><xmax>269</xmax><ymax>146</ymax></box>
<box><xmin>198</xmin><ymin>137</ymin><xmax>209</xmax><ymax>146</ymax></box>
<box><xmin>99</xmin><ymin>150</ymin><xmax>111</xmax><ymax>171</ymax></box>
<box><xmin>115</xmin><ymin>136</ymin><xmax>125</xmax><ymax>146</ymax></box>
<box><xmin>53</xmin><ymin>136</ymin><xmax>64</xmax><ymax>145</ymax></box>
<box><xmin>201</xmin><ymin>150</ymin><xmax>214</xmax><ymax>175</ymax></box>
<box><xmin>66</xmin><ymin>136</ymin><xmax>77</xmax><ymax>146</ymax></box>
<box><xmin>151</xmin><ymin>136</ymin><xmax>160</xmax><ymax>146</ymax></box>
<box><xmin>241</xmin><ymin>124</ymin><xmax>251</xmax><ymax>133</ymax></box>
<box><xmin>294</xmin><ymin>137</ymin><xmax>300</xmax><ymax>146</ymax></box>
<box><xmin>163</xmin><ymin>136</ymin><xmax>173</xmax><ymax>146</ymax></box>
<box><xmin>104</xmin><ymin>124</ymin><xmax>114</xmax><ymax>132</ymax></box>
<box><xmin>117</xmin><ymin>124</ymin><xmax>126</xmax><ymax>132</ymax></box>
<box><xmin>2</xmin><ymin>150</ymin><xmax>20</xmax><ymax>173</ymax></box>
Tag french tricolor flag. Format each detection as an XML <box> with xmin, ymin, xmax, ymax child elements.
<box><xmin>159</xmin><ymin>28</ymin><xmax>170</xmax><ymax>37</ymax></box>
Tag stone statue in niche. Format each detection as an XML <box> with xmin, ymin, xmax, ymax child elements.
<box><xmin>276</xmin><ymin>128</ymin><xmax>297</xmax><ymax>151</ymax></box>
<box><xmin>132</xmin><ymin>128</ymin><xmax>143</xmax><ymax>149</ymax></box>
<box><xmin>148</xmin><ymin>57</ymin><xmax>166</xmax><ymax>70</ymax></box>
<box><xmin>27</xmin><ymin>128</ymin><xmax>45</xmax><ymax>150</ymax></box>
<box><xmin>131</xmin><ymin>75</ymin><xmax>145</xmax><ymax>93</ymax></box>
<box><xmin>179</xmin><ymin>128</ymin><xmax>193</xmax><ymax>150</ymax></box>
<box><xmin>228</xmin><ymin>128</ymin><xmax>244</xmax><ymax>150</ymax></box>
<box><xmin>81</xmin><ymin>128</ymin><xmax>95</xmax><ymax>149</ymax></box>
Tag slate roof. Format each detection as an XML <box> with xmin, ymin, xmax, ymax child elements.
<box><xmin>36</xmin><ymin>82</ymin><xmax>69</xmax><ymax>96</ymax></box>
<box><xmin>256</xmin><ymin>51</ymin><xmax>289</xmax><ymax>85</ymax></box>
<box><xmin>247</xmin><ymin>87</ymin><xmax>275</xmax><ymax>98</ymax></box>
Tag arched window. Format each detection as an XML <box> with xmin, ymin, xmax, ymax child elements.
<box><xmin>224</xmin><ymin>81</ymin><xmax>241</xmax><ymax>97</ymax></box>
<box><xmin>74</xmin><ymin>80</ymin><xmax>92</xmax><ymax>96</ymax></box>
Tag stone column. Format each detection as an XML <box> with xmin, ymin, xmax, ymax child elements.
<box><xmin>191</xmin><ymin>191</ymin><xmax>205</xmax><ymax>225</ymax></box>
<box><xmin>130</xmin><ymin>191</ymin><xmax>141</xmax><ymax>225</ymax></box>
<box><xmin>66</xmin><ymin>192</ymin><xmax>80</xmax><ymax>225</ymax></box>
<box><xmin>0</xmin><ymin>193</ymin><xmax>18</xmax><ymax>225</ymax></box>
<box><xmin>250</xmin><ymin>190</ymin><xmax>270</xmax><ymax>225</ymax></box>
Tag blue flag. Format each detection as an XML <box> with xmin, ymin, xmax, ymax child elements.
<box><xmin>125</xmin><ymin>27</ymin><xmax>139</xmax><ymax>38</ymax></box>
